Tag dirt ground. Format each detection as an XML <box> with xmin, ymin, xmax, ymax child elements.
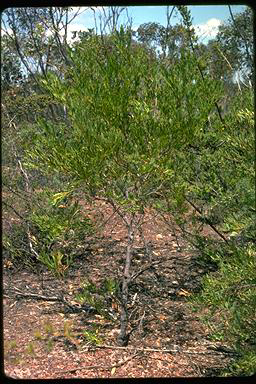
<box><xmin>3</xmin><ymin>200</ymin><xmax>234</xmax><ymax>379</ymax></box>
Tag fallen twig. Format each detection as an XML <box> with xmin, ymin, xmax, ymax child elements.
<box><xmin>2</xmin><ymin>201</ymin><xmax>28</xmax><ymax>223</ymax></box>
<box><xmin>81</xmin><ymin>344</ymin><xmax>239</xmax><ymax>356</ymax></box>
<box><xmin>130</xmin><ymin>260</ymin><xmax>163</xmax><ymax>281</ymax></box>
<box><xmin>4</xmin><ymin>287</ymin><xmax>95</xmax><ymax>313</ymax></box>
<box><xmin>130</xmin><ymin>255</ymin><xmax>177</xmax><ymax>282</ymax></box>
<box><xmin>55</xmin><ymin>352</ymin><xmax>139</xmax><ymax>374</ymax></box>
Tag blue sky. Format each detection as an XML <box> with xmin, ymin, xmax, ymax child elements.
<box><xmin>68</xmin><ymin>5</ymin><xmax>247</xmax><ymax>44</ymax></box>
<box><xmin>1</xmin><ymin>5</ymin><xmax>248</xmax><ymax>45</ymax></box>
<box><xmin>127</xmin><ymin>5</ymin><xmax>246</xmax><ymax>26</ymax></box>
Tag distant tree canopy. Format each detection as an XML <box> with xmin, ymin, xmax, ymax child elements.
<box><xmin>216</xmin><ymin>7</ymin><xmax>253</xmax><ymax>83</ymax></box>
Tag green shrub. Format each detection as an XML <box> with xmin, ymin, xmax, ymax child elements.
<box><xmin>75</xmin><ymin>278</ymin><xmax>119</xmax><ymax>318</ymax></box>
<box><xmin>191</xmin><ymin>243</ymin><xmax>256</xmax><ymax>376</ymax></box>
<box><xmin>3</xmin><ymin>190</ymin><xmax>94</xmax><ymax>275</ymax></box>
<box><xmin>223</xmin><ymin>350</ymin><xmax>256</xmax><ymax>377</ymax></box>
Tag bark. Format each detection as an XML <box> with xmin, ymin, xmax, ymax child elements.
<box><xmin>117</xmin><ymin>219</ymin><xmax>134</xmax><ymax>346</ymax></box>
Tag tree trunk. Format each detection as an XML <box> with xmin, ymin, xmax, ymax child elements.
<box><xmin>117</xmin><ymin>221</ymin><xmax>134</xmax><ymax>346</ymax></box>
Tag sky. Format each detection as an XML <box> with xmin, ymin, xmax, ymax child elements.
<box><xmin>67</xmin><ymin>5</ymin><xmax>248</xmax><ymax>44</ymax></box>
<box><xmin>1</xmin><ymin>5</ymin><xmax>248</xmax><ymax>45</ymax></box>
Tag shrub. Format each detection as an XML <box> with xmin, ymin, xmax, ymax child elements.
<box><xmin>191</xmin><ymin>243</ymin><xmax>256</xmax><ymax>376</ymax></box>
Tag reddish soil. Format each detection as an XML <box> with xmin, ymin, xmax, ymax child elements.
<box><xmin>3</xmin><ymin>201</ymin><xmax>233</xmax><ymax>379</ymax></box>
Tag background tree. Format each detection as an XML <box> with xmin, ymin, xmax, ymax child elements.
<box><xmin>203</xmin><ymin>6</ymin><xmax>253</xmax><ymax>92</ymax></box>
<box><xmin>217</xmin><ymin>6</ymin><xmax>253</xmax><ymax>85</ymax></box>
<box><xmin>161</xmin><ymin>6</ymin><xmax>255</xmax><ymax>376</ymax></box>
<box><xmin>2</xmin><ymin>7</ymin><xmax>89</xmax><ymax>276</ymax></box>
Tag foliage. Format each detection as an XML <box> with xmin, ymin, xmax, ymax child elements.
<box><xmin>224</xmin><ymin>351</ymin><xmax>256</xmax><ymax>377</ymax></box>
<box><xmin>3</xmin><ymin>223</ymin><xmax>30</xmax><ymax>268</ymax></box>
<box><xmin>1</xmin><ymin>7</ymin><xmax>74</xmax><ymax>80</ymax></box>
<box><xmin>75</xmin><ymin>278</ymin><xmax>119</xmax><ymax>319</ymax></box>
<box><xmin>24</xmin><ymin>24</ymin><xmax>224</xmax><ymax>345</ymax></box>
<box><xmin>191</xmin><ymin>244</ymin><xmax>256</xmax><ymax>376</ymax></box>
<box><xmin>1</xmin><ymin>34</ymin><xmax>24</xmax><ymax>90</ymax></box>
<box><xmin>168</xmin><ymin>6</ymin><xmax>255</xmax><ymax>376</ymax></box>
<box><xmin>216</xmin><ymin>7</ymin><xmax>253</xmax><ymax>83</ymax></box>
<box><xmin>29</xmin><ymin>194</ymin><xmax>94</xmax><ymax>276</ymax></box>
<box><xmin>136</xmin><ymin>22</ymin><xmax>166</xmax><ymax>50</ymax></box>
<box><xmin>26</xmin><ymin>28</ymin><xmax>221</xmax><ymax>201</ymax></box>
<box><xmin>83</xmin><ymin>328</ymin><xmax>103</xmax><ymax>346</ymax></box>
<box><xmin>3</xmin><ymin>189</ymin><xmax>94</xmax><ymax>275</ymax></box>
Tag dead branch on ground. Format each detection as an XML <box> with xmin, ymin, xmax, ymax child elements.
<box><xmin>55</xmin><ymin>352</ymin><xmax>140</xmax><ymax>374</ymax></box>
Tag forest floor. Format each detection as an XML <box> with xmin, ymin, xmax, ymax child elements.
<box><xmin>3</xmin><ymin>200</ymin><xmax>235</xmax><ymax>379</ymax></box>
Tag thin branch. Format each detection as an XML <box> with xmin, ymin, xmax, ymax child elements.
<box><xmin>176</xmin><ymin>6</ymin><xmax>226</xmax><ymax>127</ymax></box>
<box><xmin>214</xmin><ymin>43</ymin><xmax>233</xmax><ymax>71</ymax></box>
<box><xmin>228</xmin><ymin>5</ymin><xmax>252</xmax><ymax>69</ymax></box>
<box><xmin>55</xmin><ymin>352</ymin><xmax>140</xmax><ymax>374</ymax></box>
<box><xmin>94</xmin><ymin>195</ymin><xmax>129</xmax><ymax>228</ymax></box>
<box><xmin>97</xmin><ymin>203</ymin><xmax>119</xmax><ymax>230</ymax></box>
<box><xmin>2</xmin><ymin>201</ymin><xmax>28</xmax><ymax>223</ymax></box>
<box><xmin>24</xmin><ymin>8</ymin><xmax>47</xmax><ymax>77</ymax></box>
<box><xmin>130</xmin><ymin>259</ymin><xmax>166</xmax><ymax>282</ymax></box>
<box><xmin>2</xmin><ymin>182</ymin><xmax>35</xmax><ymax>205</ymax></box>
<box><xmin>185</xmin><ymin>197</ymin><xmax>229</xmax><ymax>244</ymax></box>
<box><xmin>48</xmin><ymin>7</ymin><xmax>73</xmax><ymax>66</ymax></box>
<box><xmin>68</xmin><ymin>7</ymin><xmax>89</xmax><ymax>25</ymax></box>
<box><xmin>5</xmin><ymin>12</ymin><xmax>40</xmax><ymax>87</ymax></box>
<box><xmin>16</xmin><ymin>158</ymin><xmax>30</xmax><ymax>193</ymax></box>
<box><xmin>81</xmin><ymin>344</ymin><xmax>240</xmax><ymax>356</ymax></box>
<box><xmin>4</xmin><ymin>287</ymin><xmax>95</xmax><ymax>313</ymax></box>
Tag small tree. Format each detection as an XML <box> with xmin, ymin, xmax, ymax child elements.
<box><xmin>26</xmin><ymin>25</ymin><xmax>223</xmax><ymax>345</ymax></box>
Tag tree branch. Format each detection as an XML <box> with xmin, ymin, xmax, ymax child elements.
<box><xmin>185</xmin><ymin>197</ymin><xmax>229</xmax><ymax>244</ymax></box>
<box><xmin>55</xmin><ymin>352</ymin><xmax>140</xmax><ymax>374</ymax></box>
<box><xmin>81</xmin><ymin>343</ymin><xmax>240</xmax><ymax>356</ymax></box>
<box><xmin>228</xmin><ymin>5</ymin><xmax>252</xmax><ymax>69</ymax></box>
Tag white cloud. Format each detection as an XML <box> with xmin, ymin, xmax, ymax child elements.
<box><xmin>193</xmin><ymin>18</ymin><xmax>222</xmax><ymax>41</ymax></box>
<box><xmin>65</xmin><ymin>23</ymin><xmax>89</xmax><ymax>43</ymax></box>
<box><xmin>1</xmin><ymin>26</ymin><xmax>13</xmax><ymax>36</ymax></box>
<box><xmin>44</xmin><ymin>22</ymin><xmax>89</xmax><ymax>44</ymax></box>
<box><xmin>68</xmin><ymin>8</ymin><xmax>101</xmax><ymax>33</ymax></box>
<box><xmin>130</xmin><ymin>24</ymin><xmax>139</xmax><ymax>32</ymax></box>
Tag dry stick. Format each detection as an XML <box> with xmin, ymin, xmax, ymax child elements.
<box><xmin>185</xmin><ymin>197</ymin><xmax>229</xmax><ymax>244</ymax></box>
<box><xmin>130</xmin><ymin>259</ymin><xmax>164</xmax><ymax>282</ymax></box>
<box><xmin>214</xmin><ymin>44</ymin><xmax>233</xmax><ymax>72</ymax></box>
<box><xmin>16</xmin><ymin>156</ymin><xmax>41</xmax><ymax>261</ymax></box>
<box><xmin>2</xmin><ymin>201</ymin><xmax>28</xmax><ymax>223</ymax></box>
<box><xmin>27</xmin><ymin>232</ymin><xmax>41</xmax><ymax>260</ymax></box>
<box><xmin>6</xmin><ymin>292</ymin><xmax>237</xmax><ymax>358</ymax></box>
<box><xmin>2</xmin><ymin>182</ymin><xmax>39</xmax><ymax>205</ymax></box>
<box><xmin>81</xmin><ymin>344</ymin><xmax>239</xmax><ymax>356</ymax></box>
<box><xmin>55</xmin><ymin>352</ymin><xmax>140</xmax><ymax>374</ymax></box>
<box><xmin>4</xmin><ymin>288</ymin><xmax>85</xmax><ymax>312</ymax></box>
